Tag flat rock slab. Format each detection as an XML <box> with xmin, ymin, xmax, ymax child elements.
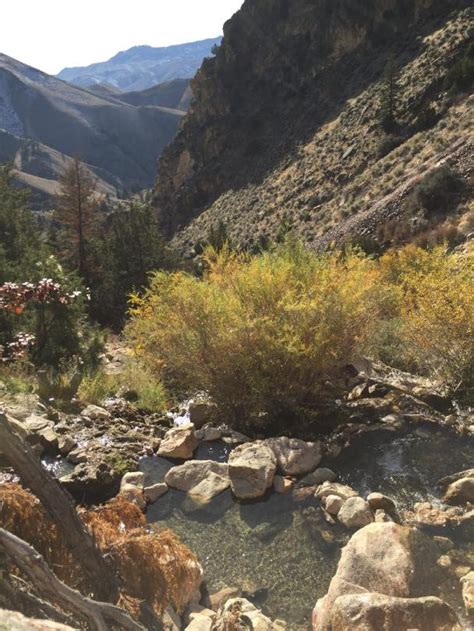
<box><xmin>165</xmin><ymin>460</ymin><xmax>230</xmax><ymax>502</ymax></box>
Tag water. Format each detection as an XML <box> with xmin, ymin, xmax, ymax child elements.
<box><xmin>142</xmin><ymin>426</ymin><xmax>473</xmax><ymax>627</ymax></box>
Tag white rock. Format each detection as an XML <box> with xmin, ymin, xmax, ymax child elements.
<box><xmin>165</xmin><ymin>460</ymin><xmax>229</xmax><ymax>502</ymax></box>
<box><xmin>158</xmin><ymin>424</ymin><xmax>198</xmax><ymax>459</ymax></box>
<box><xmin>144</xmin><ymin>483</ymin><xmax>169</xmax><ymax>503</ymax></box>
<box><xmin>266</xmin><ymin>436</ymin><xmax>322</xmax><ymax>475</ymax></box>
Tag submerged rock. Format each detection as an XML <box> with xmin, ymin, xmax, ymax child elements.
<box><xmin>228</xmin><ymin>441</ymin><xmax>277</xmax><ymax>499</ymax></box>
<box><xmin>158</xmin><ymin>424</ymin><xmax>198</xmax><ymax>459</ymax></box>
<box><xmin>313</xmin><ymin>522</ymin><xmax>450</xmax><ymax>630</ymax></box>
<box><xmin>337</xmin><ymin>497</ymin><xmax>373</xmax><ymax>529</ymax></box>
<box><xmin>328</xmin><ymin>594</ymin><xmax>462</xmax><ymax>631</ymax></box>
<box><xmin>266</xmin><ymin>436</ymin><xmax>322</xmax><ymax>476</ymax></box>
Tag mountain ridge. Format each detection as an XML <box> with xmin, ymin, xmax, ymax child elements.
<box><xmin>57</xmin><ymin>37</ymin><xmax>221</xmax><ymax>92</ymax></box>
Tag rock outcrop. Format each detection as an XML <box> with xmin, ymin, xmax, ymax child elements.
<box><xmin>313</xmin><ymin>522</ymin><xmax>461</xmax><ymax>630</ymax></box>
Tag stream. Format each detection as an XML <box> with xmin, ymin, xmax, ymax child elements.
<box><xmin>141</xmin><ymin>426</ymin><xmax>473</xmax><ymax>628</ymax></box>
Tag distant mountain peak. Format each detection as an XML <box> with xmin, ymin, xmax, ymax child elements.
<box><xmin>58</xmin><ymin>37</ymin><xmax>222</xmax><ymax>92</ymax></box>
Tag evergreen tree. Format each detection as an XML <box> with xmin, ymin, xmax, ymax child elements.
<box><xmin>54</xmin><ymin>158</ymin><xmax>100</xmax><ymax>282</ymax></box>
<box><xmin>380</xmin><ymin>56</ymin><xmax>399</xmax><ymax>132</ymax></box>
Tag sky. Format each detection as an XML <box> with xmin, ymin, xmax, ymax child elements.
<box><xmin>1</xmin><ymin>0</ymin><xmax>244</xmax><ymax>75</ymax></box>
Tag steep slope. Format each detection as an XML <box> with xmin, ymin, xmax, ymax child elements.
<box><xmin>58</xmin><ymin>38</ymin><xmax>221</xmax><ymax>92</ymax></box>
<box><xmin>0</xmin><ymin>54</ymin><xmax>184</xmax><ymax>198</ymax></box>
<box><xmin>153</xmin><ymin>0</ymin><xmax>473</xmax><ymax>253</ymax></box>
<box><xmin>117</xmin><ymin>79</ymin><xmax>191</xmax><ymax>111</ymax></box>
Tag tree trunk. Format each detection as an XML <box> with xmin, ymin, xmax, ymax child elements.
<box><xmin>0</xmin><ymin>528</ymin><xmax>144</xmax><ymax>631</ymax></box>
<box><xmin>0</xmin><ymin>411</ymin><xmax>119</xmax><ymax>603</ymax></box>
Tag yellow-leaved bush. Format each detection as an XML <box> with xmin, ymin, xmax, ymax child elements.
<box><xmin>127</xmin><ymin>242</ymin><xmax>387</xmax><ymax>426</ymax></box>
<box><xmin>127</xmin><ymin>242</ymin><xmax>474</xmax><ymax>427</ymax></box>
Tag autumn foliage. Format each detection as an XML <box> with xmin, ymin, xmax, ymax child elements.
<box><xmin>127</xmin><ymin>242</ymin><xmax>474</xmax><ymax>424</ymax></box>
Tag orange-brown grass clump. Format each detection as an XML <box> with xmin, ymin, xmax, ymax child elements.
<box><xmin>0</xmin><ymin>485</ymin><xmax>201</xmax><ymax>616</ymax></box>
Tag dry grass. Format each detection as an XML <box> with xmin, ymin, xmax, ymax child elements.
<box><xmin>0</xmin><ymin>485</ymin><xmax>200</xmax><ymax>616</ymax></box>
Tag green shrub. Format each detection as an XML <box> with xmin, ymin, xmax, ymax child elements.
<box><xmin>127</xmin><ymin>242</ymin><xmax>386</xmax><ymax>428</ymax></box>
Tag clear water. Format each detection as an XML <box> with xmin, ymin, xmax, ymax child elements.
<box><xmin>142</xmin><ymin>426</ymin><xmax>473</xmax><ymax>627</ymax></box>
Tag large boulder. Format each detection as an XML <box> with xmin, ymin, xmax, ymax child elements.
<box><xmin>158</xmin><ymin>424</ymin><xmax>198</xmax><ymax>459</ymax></box>
<box><xmin>313</xmin><ymin>522</ymin><xmax>449</xmax><ymax>630</ymax></box>
<box><xmin>165</xmin><ymin>460</ymin><xmax>230</xmax><ymax>502</ymax></box>
<box><xmin>228</xmin><ymin>442</ymin><xmax>277</xmax><ymax>499</ymax></box>
<box><xmin>266</xmin><ymin>436</ymin><xmax>322</xmax><ymax>476</ymax></box>
<box><xmin>443</xmin><ymin>477</ymin><xmax>474</xmax><ymax>506</ymax></box>
<box><xmin>338</xmin><ymin>497</ymin><xmax>374</xmax><ymax>529</ymax></box>
<box><xmin>329</xmin><ymin>594</ymin><xmax>462</xmax><ymax>631</ymax></box>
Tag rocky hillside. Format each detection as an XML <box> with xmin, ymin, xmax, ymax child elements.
<box><xmin>153</xmin><ymin>0</ymin><xmax>473</xmax><ymax>254</ymax></box>
<box><xmin>58</xmin><ymin>38</ymin><xmax>221</xmax><ymax>92</ymax></box>
<box><xmin>0</xmin><ymin>54</ymin><xmax>184</xmax><ymax>203</ymax></box>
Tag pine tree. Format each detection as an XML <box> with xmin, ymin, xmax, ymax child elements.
<box><xmin>380</xmin><ymin>56</ymin><xmax>399</xmax><ymax>132</ymax></box>
<box><xmin>54</xmin><ymin>158</ymin><xmax>100</xmax><ymax>281</ymax></box>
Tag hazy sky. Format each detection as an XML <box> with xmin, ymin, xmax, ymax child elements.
<box><xmin>1</xmin><ymin>0</ymin><xmax>244</xmax><ymax>75</ymax></box>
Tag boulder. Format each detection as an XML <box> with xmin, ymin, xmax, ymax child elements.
<box><xmin>366</xmin><ymin>491</ymin><xmax>396</xmax><ymax>513</ymax></box>
<box><xmin>329</xmin><ymin>594</ymin><xmax>462</xmax><ymax>631</ymax></box>
<box><xmin>266</xmin><ymin>436</ymin><xmax>322</xmax><ymax>476</ymax></box>
<box><xmin>325</xmin><ymin>495</ymin><xmax>344</xmax><ymax>516</ymax></box>
<box><xmin>298</xmin><ymin>468</ymin><xmax>337</xmax><ymax>487</ymax></box>
<box><xmin>315</xmin><ymin>482</ymin><xmax>357</xmax><ymax>502</ymax></box>
<box><xmin>185</xmin><ymin>616</ymin><xmax>213</xmax><ymax>631</ymax></box>
<box><xmin>165</xmin><ymin>460</ymin><xmax>230</xmax><ymax>502</ymax></box>
<box><xmin>228</xmin><ymin>442</ymin><xmax>276</xmax><ymax>499</ymax></box>
<box><xmin>58</xmin><ymin>435</ymin><xmax>77</xmax><ymax>456</ymax></box>
<box><xmin>188</xmin><ymin>399</ymin><xmax>217</xmax><ymax>429</ymax></box>
<box><xmin>461</xmin><ymin>571</ymin><xmax>474</xmax><ymax>617</ymax></box>
<box><xmin>443</xmin><ymin>477</ymin><xmax>474</xmax><ymax>506</ymax></box>
<box><xmin>338</xmin><ymin>497</ymin><xmax>373</xmax><ymax>529</ymax></box>
<box><xmin>120</xmin><ymin>471</ymin><xmax>144</xmax><ymax>490</ymax></box>
<box><xmin>195</xmin><ymin>427</ymin><xmax>222</xmax><ymax>441</ymax></box>
<box><xmin>313</xmin><ymin>522</ymin><xmax>446</xmax><ymax>630</ymax></box>
<box><xmin>158</xmin><ymin>424</ymin><xmax>198</xmax><ymax>459</ymax></box>
<box><xmin>438</xmin><ymin>469</ymin><xmax>474</xmax><ymax>491</ymax></box>
<box><xmin>273</xmin><ymin>475</ymin><xmax>295</xmax><ymax>494</ymax></box>
<box><xmin>212</xmin><ymin>598</ymin><xmax>273</xmax><ymax>631</ymax></box>
<box><xmin>144</xmin><ymin>483</ymin><xmax>169</xmax><ymax>503</ymax></box>
<box><xmin>81</xmin><ymin>404</ymin><xmax>111</xmax><ymax>421</ymax></box>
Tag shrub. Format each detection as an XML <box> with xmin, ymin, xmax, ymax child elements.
<box><xmin>408</xmin><ymin>166</ymin><xmax>466</xmax><ymax>217</ymax></box>
<box><xmin>379</xmin><ymin>246</ymin><xmax>474</xmax><ymax>395</ymax></box>
<box><xmin>127</xmin><ymin>241</ymin><xmax>386</xmax><ymax>428</ymax></box>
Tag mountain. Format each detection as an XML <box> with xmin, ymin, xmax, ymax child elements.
<box><xmin>117</xmin><ymin>79</ymin><xmax>192</xmax><ymax>111</ymax></box>
<box><xmin>0</xmin><ymin>53</ymin><xmax>185</xmax><ymax>204</ymax></box>
<box><xmin>58</xmin><ymin>38</ymin><xmax>221</xmax><ymax>92</ymax></box>
<box><xmin>153</xmin><ymin>0</ymin><xmax>473</xmax><ymax>254</ymax></box>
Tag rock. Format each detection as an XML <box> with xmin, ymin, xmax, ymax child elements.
<box><xmin>162</xmin><ymin>606</ymin><xmax>182</xmax><ymax>631</ymax></box>
<box><xmin>292</xmin><ymin>486</ymin><xmax>317</xmax><ymax>502</ymax></box>
<box><xmin>165</xmin><ymin>460</ymin><xmax>230</xmax><ymax>502</ymax></box>
<box><xmin>209</xmin><ymin>587</ymin><xmax>242</xmax><ymax>611</ymax></box>
<box><xmin>81</xmin><ymin>404</ymin><xmax>111</xmax><ymax>421</ymax></box>
<box><xmin>461</xmin><ymin>571</ymin><xmax>474</xmax><ymax>617</ymax></box>
<box><xmin>0</xmin><ymin>609</ymin><xmax>76</xmax><ymax>630</ymax></box>
<box><xmin>37</xmin><ymin>427</ymin><xmax>59</xmax><ymax>452</ymax></box>
<box><xmin>188</xmin><ymin>399</ymin><xmax>217</xmax><ymax>429</ymax></box>
<box><xmin>187</xmin><ymin>605</ymin><xmax>216</xmax><ymax>623</ymax></box>
<box><xmin>444</xmin><ymin>477</ymin><xmax>474</xmax><ymax>506</ymax></box>
<box><xmin>66</xmin><ymin>447</ymin><xmax>88</xmax><ymax>464</ymax></box>
<box><xmin>312</xmin><ymin>522</ymin><xmax>446</xmax><ymax>630</ymax></box>
<box><xmin>185</xmin><ymin>616</ymin><xmax>213</xmax><ymax>631</ymax></box>
<box><xmin>315</xmin><ymin>482</ymin><xmax>357</xmax><ymax>502</ymax></box>
<box><xmin>299</xmin><ymin>468</ymin><xmax>337</xmax><ymax>487</ymax></box>
<box><xmin>328</xmin><ymin>593</ymin><xmax>463</xmax><ymax>631</ymax></box>
<box><xmin>60</xmin><ymin>461</ymin><xmax>118</xmax><ymax>500</ymax></box>
<box><xmin>212</xmin><ymin>598</ymin><xmax>273</xmax><ymax>631</ymax></box>
<box><xmin>325</xmin><ymin>495</ymin><xmax>344</xmax><ymax>516</ymax></box>
<box><xmin>374</xmin><ymin>509</ymin><xmax>393</xmax><ymax>523</ymax></box>
<box><xmin>119</xmin><ymin>483</ymin><xmax>146</xmax><ymax>510</ymax></box>
<box><xmin>266</xmin><ymin>436</ymin><xmax>322</xmax><ymax>476</ymax></box>
<box><xmin>57</xmin><ymin>435</ymin><xmax>77</xmax><ymax>456</ymax></box>
<box><xmin>366</xmin><ymin>492</ymin><xmax>396</xmax><ymax>513</ymax></box>
<box><xmin>4</xmin><ymin>393</ymin><xmax>45</xmax><ymax>421</ymax></box>
<box><xmin>273</xmin><ymin>475</ymin><xmax>295</xmax><ymax>494</ymax></box>
<box><xmin>338</xmin><ymin>497</ymin><xmax>374</xmax><ymax>529</ymax></box>
<box><xmin>228</xmin><ymin>442</ymin><xmax>277</xmax><ymax>499</ymax></box>
<box><xmin>438</xmin><ymin>468</ymin><xmax>474</xmax><ymax>491</ymax></box>
<box><xmin>158</xmin><ymin>424</ymin><xmax>198</xmax><ymax>459</ymax></box>
<box><xmin>410</xmin><ymin>502</ymin><xmax>449</xmax><ymax>528</ymax></box>
<box><xmin>120</xmin><ymin>471</ymin><xmax>144</xmax><ymax>490</ymax></box>
<box><xmin>220</xmin><ymin>428</ymin><xmax>252</xmax><ymax>445</ymax></box>
<box><xmin>201</xmin><ymin>427</ymin><xmax>222</xmax><ymax>441</ymax></box>
<box><xmin>144</xmin><ymin>483</ymin><xmax>169</xmax><ymax>503</ymax></box>
<box><xmin>434</xmin><ymin>536</ymin><xmax>455</xmax><ymax>552</ymax></box>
